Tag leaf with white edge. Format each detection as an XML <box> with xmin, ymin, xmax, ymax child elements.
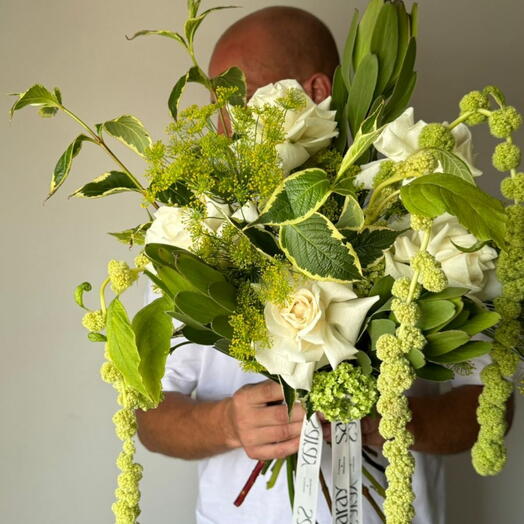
<box><xmin>185</xmin><ymin>6</ymin><xmax>238</xmax><ymax>45</ymax></box>
<box><xmin>451</xmin><ymin>239</ymin><xmax>490</xmax><ymax>253</ymax></box>
<box><xmin>431</xmin><ymin>341</ymin><xmax>492</xmax><ymax>364</ymax></box>
<box><xmin>133</xmin><ymin>295</ymin><xmax>174</xmax><ymax>403</ymax></box>
<box><xmin>337</xmin><ymin>105</ymin><xmax>385</xmax><ymax>178</ymax></box>
<box><xmin>211</xmin><ymin>66</ymin><xmax>246</xmax><ymax>106</ymax></box>
<box><xmin>101</xmin><ymin>115</ymin><xmax>152</xmax><ymax>157</ymax></box>
<box><xmin>400</xmin><ymin>174</ymin><xmax>507</xmax><ymax>248</ymax></box>
<box><xmin>109</xmin><ymin>222</ymin><xmax>151</xmax><ymax>247</ymax></box>
<box><xmin>332</xmin><ymin>170</ymin><xmax>358</xmax><ymax>196</ymax></box>
<box><xmin>417</xmin><ymin>300</ymin><xmax>456</xmax><ymax>331</ymax></box>
<box><xmin>342</xmin><ymin>227</ymin><xmax>402</xmax><ymax>267</ymax></box>
<box><xmin>425</xmin><ymin>330</ymin><xmax>470</xmax><ymax>357</ymax></box>
<box><xmin>337</xmin><ymin>195</ymin><xmax>365</xmax><ymax>229</ymax></box>
<box><xmin>74</xmin><ymin>282</ymin><xmax>92</xmax><ymax>310</ymax></box>
<box><xmin>71</xmin><ymin>171</ymin><xmax>140</xmax><ymax>198</ymax></box>
<box><xmin>106</xmin><ymin>298</ymin><xmax>150</xmax><ymax>399</ymax></box>
<box><xmin>430</xmin><ymin>148</ymin><xmax>475</xmax><ymax>185</ymax></box>
<box><xmin>416</xmin><ymin>363</ymin><xmax>454</xmax><ymax>381</ymax></box>
<box><xmin>39</xmin><ymin>88</ymin><xmax>62</xmax><ymax>118</ymax></box>
<box><xmin>10</xmin><ymin>84</ymin><xmax>61</xmax><ymax>117</ymax></box>
<box><xmin>48</xmin><ymin>134</ymin><xmax>94</xmax><ymax>199</ymax></box>
<box><xmin>168</xmin><ymin>73</ymin><xmax>189</xmax><ymax>120</ymax></box>
<box><xmin>256</xmin><ymin>168</ymin><xmax>331</xmax><ymax>226</ymax></box>
<box><xmin>459</xmin><ymin>311</ymin><xmax>501</xmax><ymax>336</ymax></box>
<box><xmin>126</xmin><ymin>29</ymin><xmax>186</xmax><ymax>47</ymax></box>
<box><xmin>279</xmin><ymin>213</ymin><xmax>362</xmax><ymax>282</ymax></box>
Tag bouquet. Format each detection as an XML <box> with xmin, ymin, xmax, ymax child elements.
<box><xmin>9</xmin><ymin>1</ymin><xmax>523</xmax><ymax>523</ymax></box>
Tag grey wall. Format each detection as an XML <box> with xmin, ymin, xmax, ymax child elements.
<box><xmin>1</xmin><ymin>1</ymin><xmax>522</xmax><ymax>523</ymax></box>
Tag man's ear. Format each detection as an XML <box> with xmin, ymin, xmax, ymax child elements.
<box><xmin>302</xmin><ymin>73</ymin><xmax>332</xmax><ymax>103</ymax></box>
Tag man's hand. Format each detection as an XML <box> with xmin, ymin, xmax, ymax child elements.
<box><xmin>225</xmin><ymin>380</ymin><xmax>304</xmax><ymax>461</ymax></box>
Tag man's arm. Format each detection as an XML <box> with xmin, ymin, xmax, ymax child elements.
<box><xmin>136</xmin><ymin>380</ymin><xmax>304</xmax><ymax>461</ymax></box>
<box><xmin>362</xmin><ymin>385</ymin><xmax>515</xmax><ymax>454</ymax></box>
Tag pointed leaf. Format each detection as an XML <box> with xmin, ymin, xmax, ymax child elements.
<box><xmin>430</xmin><ymin>148</ymin><xmax>475</xmax><ymax>185</ymax></box>
<box><xmin>101</xmin><ymin>115</ymin><xmax>152</xmax><ymax>157</ymax></box>
<box><xmin>417</xmin><ymin>300</ymin><xmax>456</xmax><ymax>331</ymax></box>
<box><xmin>459</xmin><ymin>311</ymin><xmax>501</xmax><ymax>336</ymax></box>
<box><xmin>337</xmin><ymin>195</ymin><xmax>365</xmax><ymax>229</ymax></box>
<box><xmin>109</xmin><ymin>222</ymin><xmax>151</xmax><ymax>247</ymax></box>
<box><xmin>10</xmin><ymin>84</ymin><xmax>61</xmax><ymax>117</ymax></box>
<box><xmin>400</xmin><ymin>173</ymin><xmax>507</xmax><ymax>248</ymax></box>
<box><xmin>182</xmin><ymin>325</ymin><xmax>220</xmax><ymax>345</ymax></box>
<box><xmin>256</xmin><ymin>168</ymin><xmax>331</xmax><ymax>226</ymax></box>
<box><xmin>341</xmin><ymin>9</ymin><xmax>360</xmax><ymax>89</ymax></box>
<box><xmin>416</xmin><ymin>363</ymin><xmax>454</xmax><ymax>381</ymax></box>
<box><xmin>342</xmin><ymin>227</ymin><xmax>402</xmax><ymax>267</ymax></box>
<box><xmin>71</xmin><ymin>170</ymin><xmax>140</xmax><ymax>198</ymax></box>
<box><xmin>369</xmin><ymin>319</ymin><xmax>396</xmax><ymax>351</ymax></box>
<box><xmin>279</xmin><ymin>213</ymin><xmax>362</xmax><ymax>282</ymax></box>
<box><xmin>175</xmin><ymin>291</ymin><xmax>227</xmax><ymax>324</ymax></box>
<box><xmin>132</xmin><ymin>295</ymin><xmax>174</xmax><ymax>403</ymax></box>
<box><xmin>425</xmin><ymin>330</ymin><xmax>470</xmax><ymax>357</ymax></box>
<box><xmin>168</xmin><ymin>73</ymin><xmax>189</xmax><ymax>120</ymax></box>
<box><xmin>211</xmin><ymin>66</ymin><xmax>246</xmax><ymax>106</ymax></box>
<box><xmin>354</xmin><ymin>0</ymin><xmax>384</xmax><ymax>68</ymax></box>
<box><xmin>419</xmin><ymin>287</ymin><xmax>469</xmax><ymax>301</ymax></box>
<box><xmin>126</xmin><ymin>29</ymin><xmax>186</xmax><ymax>47</ymax></box>
<box><xmin>450</xmin><ymin>239</ymin><xmax>490</xmax><ymax>253</ymax></box>
<box><xmin>431</xmin><ymin>341</ymin><xmax>492</xmax><ymax>364</ymax></box>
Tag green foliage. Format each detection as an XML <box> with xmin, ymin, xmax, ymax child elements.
<box><xmin>416</xmin><ymin>300</ymin><xmax>456</xmax><ymax>330</ymax></box>
<box><xmin>99</xmin><ymin>115</ymin><xmax>152</xmax><ymax>157</ymax></box>
<box><xmin>425</xmin><ymin>330</ymin><xmax>469</xmax><ymax>357</ymax></box>
<box><xmin>342</xmin><ymin>227</ymin><xmax>402</xmax><ymax>267</ymax></box>
<box><xmin>431</xmin><ymin>341</ymin><xmax>492</xmax><ymax>364</ymax></box>
<box><xmin>256</xmin><ymin>168</ymin><xmax>331</xmax><ymax>226</ymax></box>
<box><xmin>9</xmin><ymin>84</ymin><xmax>62</xmax><ymax>117</ymax></box>
<box><xmin>279</xmin><ymin>213</ymin><xmax>362</xmax><ymax>282</ymax></box>
<box><xmin>71</xmin><ymin>170</ymin><xmax>140</xmax><ymax>198</ymax></box>
<box><xmin>400</xmin><ymin>174</ymin><xmax>507</xmax><ymax>247</ymax></box>
<box><xmin>429</xmin><ymin>148</ymin><xmax>475</xmax><ymax>185</ymax></box>
<box><xmin>337</xmin><ymin>195</ymin><xmax>365</xmax><ymax>228</ymax></box>
<box><xmin>74</xmin><ymin>281</ymin><xmax>92</xmax><ymax>310</ymax></box>
<box><xmin>416</xmin><ymin>362</ymin><xmax>454</xmax><ymax>381</ymax></box>
<box><xmin>109</xmin><ymin>222</ymin><xmax>151</xmax><ymax>247</ymax></box>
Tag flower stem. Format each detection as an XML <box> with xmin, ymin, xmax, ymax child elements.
<box><xmin>99</xmin><ymin>277</ymin><xmax>110</xmax><ymax>315</ymax></box>
<box><xmin>407</xmin><ymin>228</ymin><xmax>431</xmax><ymax>302</ymax></box>
<box><xmin>266</xmin><ymin>459</ymin><xmax>284</xmax><ymax>489</ymax></box>
<box><xmin>319</xmin><ymin>468</ymin><xmax>332</xmax><ymax>514</ymax></box>
<box><xmin>363</xmin><ymin>486</ymin><xmax>386</xmax><ymax>523</ymax></box>
<box><xmin>363</xmin><ymin>466</ymin><xmax>386</xmax><ymax>498</ymax></box>
<box><xmin>233</xmin><ymin>460</ymin><xmax>266</xmax><ymax>507</ymax></box>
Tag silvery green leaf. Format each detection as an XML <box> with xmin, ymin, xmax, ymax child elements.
<box><xmin>100</xmin><ymin>115</ymin><xmax>152</xmax><ymax>157</ymax></box>
<box><xmin>70</xmin><ymin>170</ymin><xmax>140</xmax><ymax>198</ymax></box>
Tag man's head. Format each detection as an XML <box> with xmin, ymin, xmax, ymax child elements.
<box><xmin>209</xmin><ymin>6</ymin><xmax>339</xmax><ymax>103</ymax></box>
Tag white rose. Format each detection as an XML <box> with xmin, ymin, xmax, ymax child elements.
<box><xmin>384</xmin><ymin>213</ymin><xmax>500</xmax><ymax>299</ymax></box>
<box><xmin>356</xmin><ymin>107</ymin><xmax>482</xmax><ymax>189</ymax></box>
<box><xmin>255</xmin><ymin>280</ymin><xmax>379</xmax><ymax>391</ymax></box>
<box><xmin>247</xmin><ymin>79</ymin><xmax>338</xmax><ymax>173</ymax></box>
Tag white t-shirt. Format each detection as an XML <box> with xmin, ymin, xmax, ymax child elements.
<box><xmin>160</xmin><ymin>334</ymin><xmax>488</xmax><ymax>524</ymax></box>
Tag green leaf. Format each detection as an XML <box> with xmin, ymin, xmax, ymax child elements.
<box><xmin>109</xmin><ymin>222</ymin><xmax>151</xmax><ymax>247</ymax></box>
<box><xmin>425</xmin><ymin>330</ymin><xmax>470</xmax><ymax>357</ymax></box>
<box><xmin>175</xmin><ymin>253</ymin><xmax>225</xmax><ymax>293</ymax></box>
<box><xmin>400</xmin><ymin>174</ymin><xmax>507</xmax><ymax>247</ymax></box>
<box><xmin>342</xmin><ymin>227</ymin><xmax>401</xmax><ymax>267</ymax></box>
<box><xmin>337</xmin><ymin>195</ymin><xmax>365</xmax><ymax>229</ymax></box>
<box><xmin>10</xmin><ymin>84</ymin><xmax>61</xmax><ymax>117</ymax></box>
<box><xmin>459</xmin><ymin>312</ymin><xmax>501</xmax><ymax>336</ymax></box>
<box><xmin>71</xmin><ymin>170</ymin><xmax>140</xmax><ymax>198</ymax></box>
<box><xmin>155</xmin><ymin>180</ymin><xmax>193</xmax><ymax>206</ymax></box>
<box><xmin>101</xmin><ymin>115</ymin><xmax>152</xmax><ymax>157</ymax></box>
<box><xmin>185</xmin><ymin>6</ymin><xmax>238</xmax><ymax>45</ymax></box>
<box><xmin>347</xmin><ymin>54</ymin><xmax>379</xmax><ymax>136</ymax></box>
<box><xmin>408</xmin><ymin>348</ymin><xmax>425</xmax><ymax>369</ymax></box>
<box><xmin>419</xmin><ymin>287</ymin><xmax>469</xmax><ymax>302</ymax></box>
<box><xmin>38</xmin><ymin>88</ymin><xmax>62</xmax><ymax>117</ymax></box>
<box><xmin>417</xmin><ymin>300</ymin><xmax>456</xmax><ymax>331</ymax></box>
<box><xmin>431</xmin><ymin>341</ymin><xmax>492</xmax><ymax>364</ymax></box>
<box><xmin>450</xmin><ymin>239</ymin><xmax>490</xmax><ymax>253</ymax></box>
<box><xmin>106</xmin><ymin>298</ymin><xmax>149</xmax><ymax>399</ymax></box>
<box><xmin>211</xmin><ymin>315</ymin><xmax>234</xmax><ymax>340</ymax></box>
<box><xmin>278</xmin><ymin>377</ymin><xmax>297</xmax><ymax>418</ymax></box>
<box><xmin>211</xmin><ymin>66</ymin><xmax>246</xmax><ymax>106</ymax></box>
<box><xmin>368</xmin><ymin>318</ymin><xmax>396</xmax><ymax>351</ymax></box>
<box><xmin>279</xmin><ymin>213</ymin><xmax>362</xmax><ymax>282</ymax></box>
<box><xmin>88</xmin><ymin>332</ymin><xmax>107</xmax><ymax>342</ymax></box>
<box><xmin>168</xmin><ymin>73</ymin><xmax>189</xmax><ymax>120</ymax></box>
<box><xmin>48</xmin><ymin>134</ymin><xmax>94</xmax><ymax>199</ymax></box>
<box><xmin>256</xmin><ymin>168</ymin><xmax>331</xmax><ymax>226</ymax></box>
<box><xmin>132</xmin><ymin>295</ymin><xmax>174</xmax><ymax>403</ymax></box>
<box><xmin>341</xmin><ymin>9</ymin><xmax>360</xmax><ymax>90</ymax></box>
<box><xmin>370</xmin><ymin>3</ymin><xmax>399</xmax><ymax>95</ymax></box>
<box><xmin>208</xmin><ymin>281</ymin><xmax>237</xmax><ymax>312</ymax></box>
<box><xmin>74</xmin><ymin>281</ymin><xmax>92</xmax><ymax>310</ymax></box>
<box><xmin>353</xmin><ymin>0</ymin><xmax>384</xmax><ymax>69</ymax></box>
<box><xmin>430</xmin><ymin>149</ymin><xmax>475</xmax><ymax>185</ymax></box>
<box><xmin>416</xmin><ymin>362</ymin><xmax>454</xmax><ymax>381</ymax></box>
<box><xmin>126</xmin><ymin>29</ymin><xmax>187</xmax><ymax>47</ymax></box>
<box><xmin>332</xmin><ymin>169</ymin><xmax>358</xmax><ymax>196</ymax></box>
<box><xmin>368</xmin><ymin>275</ymin><xmax>394</xmax><ymax>313</ymax></box>
<box><xmin>356</xmin><ymin>351</ymin><xmax>373</xmax><ymax>375</ymax></box>
<box><xmin>337</xmin><ymin>105</ymin><xmax>385</xmax><ymax>178</ymax></box>
<box><xmin>156</xmin><ymin>266</ymin><xmax>199</xmax><ymax>298</ymax></box>
<box><xmin>331</xmin><ymin>66</ymin><xmax>349</xmax><ymax>152</ymax></box>
<box><xmin>182</xmin><ymin>325</ymin><xmax>220</xmax><ymax>345</ymax></box>
<box><xmin>175</xmin><ymin>291</ymin><xmax>227</xmax><ymax>324</ymax></box>
<box><xmin>389</xmin><ymin>1</ymin><xmax>410</xmax><ymax>87</ymax></box>
<box><xmin>243</xmin><ymin>227</ymin><xmax>282</xmax><ymax>257</ymax></box>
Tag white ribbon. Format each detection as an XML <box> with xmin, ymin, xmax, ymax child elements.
<box><xmin>331</xmin><ymin>421</ymin><xmax>363</xmax><ymax>524</ymax></box>
<box><xmin>292</xmin><ymin>413</ymin><xmax>323</xmax><ymax>524</ymax></box>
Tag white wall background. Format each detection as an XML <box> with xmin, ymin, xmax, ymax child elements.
<box><xmin>1</xmin><ymin>1</ymin><xmax>522</xmax><ymax>523</ymax></box>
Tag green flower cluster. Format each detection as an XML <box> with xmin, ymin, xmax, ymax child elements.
<box><xmin>309</xmin><ymin>362</ymin><xmax>378</xmax><ymax>422</ymax></box>
<box><xmin>81</xmin><ymin>309</ymin><xmax>105</xmax><ymax>332</ymax></box>
<box><xmin>100</xmin><ymin>360</ymin><xmax>154</xmax><ymax>524</ymax></box>
<box><xmin>469</xmin><ymin>86</ymin><xmax>523</xmax><ymax>476</ymax></box>
<box><xmin>418</xmin><ymin>123</ymin><xmax>455</xmax><ymax>151</ymax></box>
<box><xmin>411</xmin><ymin>251</ymin><xmax>448</xmax><ymax>293</ymax></box>
<box><xmin>108</xmin><ymin>260</ymin><xmax>138</xmax><ymax>295</ymax></box>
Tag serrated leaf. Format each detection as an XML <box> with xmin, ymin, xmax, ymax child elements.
<box><xmin>126</xmin><ymin>29</ymin><xmax>187</xmax><ymax>47</ymax></box>
<box><xmin>74</xmin><ymin>281</ymin><xmax>92</xmax><ymax>310</ymax></box>
<box><xmin>430</xmin><ymin>148</ymin><xmax>475</xmax><ymax>185</ymax></box>
<box><xmin>256</xmin><ymin>168</ymin><xmax>331</xmax><ymax>226</ymax></box>
<box><xmin>337</xmin><ymin>195</ymin><xmax>365</xmax><ymax>229</ymax></box>
<box><xmin>101</xmin><ymin>115</ymin><xmax>152</xmax><ymax>157</ymax></box>
<box><xmin>370</xmin><ymin>3</ymin><xmax>399</xmax><ymax>95</ymax></box>
<box><xmin>347</xmin><ymin>53</ymin><xmax>379</xmax><ymax>136</ymax></box>
<box><xmin>106</xmin><ymin>298</ymin><xmax>150</xmax><ymax>399</ymax></box>
<box><xmin>71</xmin><ymin>170</ymin><xmax>140</xmax><ymax>198</ymax></box>
<box><xmin>279</xmin><ymin>213</ymin><xmax>362</xmax><ymax>282</ymax></box>
<box><xmin>175</xmin><ymin>291</ymin><xmax>227</xmax><ymax>324</ymax></box>
<box><xmin>431</xmin><ymin>341</ymin><xmax>492</xmax><ymax>364</ymax></box>
<box><xmin>342</xmin><ymin>227</ymin><xmax>401</xmax><ymax>267</ymax></box>
<box><xmin>133</xmin><ymin>295</ymin><xmax>174</xmax><ymax>403</ymax></box>
<box><xmin>211</xmin><ymin>66</ymin><xmax>246</xmax><ymax>106</ymax></box>
<box><xmin>416</xmin><ymin>362</ymin><xmax>454</xmax><ymax>381</ymax></box>
<box><xmin>459</xmin><ymin>311</ymin><xmax>501</xmax><ymax>336</ymax></box>
<box><xmin>109</xmin><ymin>222</ymin><xmax>151</xmax><ymax>247</ymax></box>
<box><xmin>417</xmin><ymin>300</ymin><xmax>456</xmax><ymax>331</ymax></box>
<box><xmin>400</xmin><ymin>173</ymin><xmax>507</xmax><ymax>248</ymax></box>
<box><xmin>425</xmin><ymin>330</ymin><xmax>470</xmax><ymax>357</ymax></box>
<box><xmin>10</xmin><ymin>84</ymin><xmax>61</xmax><ymax>117</ymax></box>
<box><xmin>48</xmin><ymin>134</ymin><xmax>94</xmax><ymax>199</ymax></box>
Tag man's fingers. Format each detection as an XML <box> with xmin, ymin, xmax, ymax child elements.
<box><xmin>246</xmin><ymin>436</ymin><xmax>301</xmax><ymax>461</ymax></box>
<box><xmin>242</xmin><ymin>380</ymin><xmax>284</xmax><ymax>405</ymax></box>
<box><xmin>243</xmin><ymin>421</ymin><xmax>303</xmax><ymax>447</ymax></box>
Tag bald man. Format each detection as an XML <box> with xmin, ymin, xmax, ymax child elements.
<box><xmin>136</xmin><ymin>7</ymin><xmax>507</xmax><ymax>524</ymax></box>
